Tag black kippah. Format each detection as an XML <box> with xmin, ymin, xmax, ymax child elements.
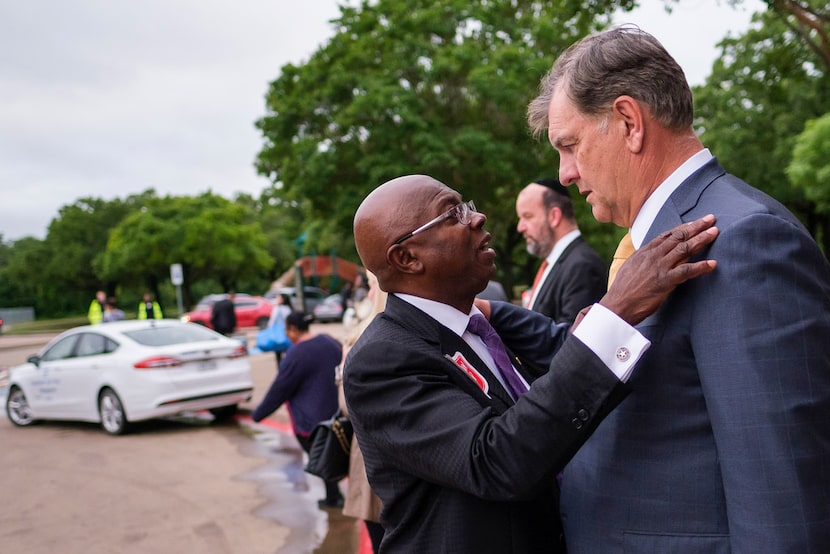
<box><xmin>532</xmin><ymin>178</ymin><xmax>570</xmax><ymax>198</ymax></box>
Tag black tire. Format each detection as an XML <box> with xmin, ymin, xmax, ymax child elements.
<box><xmin>99</xmin><ymin>388</ymin><xmax>130</xmax><ymax>435</ymax></box>
<box><xmin>210</xmin><ymin>404</ymin><xmax>239</xmax><ymax>421</ymax></box>
<box><xmin>256</xmin><ymin>317</ymin><xmax>269</xmax><ymax>330</ymax></box>
<box><xmin>6</xmin><ymin>386</ymin><xmax>35</xmax><ymax>427</ymax></box>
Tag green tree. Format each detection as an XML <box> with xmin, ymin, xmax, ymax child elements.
<box><xmin>38</xmin><ymin>195</ymin><xmax>143</xmax><ymax>314</ymax></box>
<box><xmin>256</xmin><ymin>0</ymin><xmax>638</xmax><ymax>295</ymax></box>
<box><xmin>256</xmin><ymin>187</ymin><xmax>312</xmax><ymax>281</ymax></box>
<box><xmin>98</xmin><ymin>193</ymin><xmax>274</xmax><ymax>309</ymax></box>
<box><xmin>0</xmin><ymin>237</ymin><xmax>53</xmax><ymax>314</ymax></box>
<box><xmin>763</xmin><ymin>1</ymin><xmax>829</xmax><ymax>69</ymax></box>
<box><xmin>788</xmin><ymin>111</ymin><xmax>830</xmax><ymax>216</ymax></box>
<box><xmin>694</xmin><ymin>9</ymin><xmax>830</xmax><ymax>252</ymax></box>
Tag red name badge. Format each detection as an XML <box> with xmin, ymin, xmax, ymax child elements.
<box><xmin>447</xmin><ymin>352</ymin><xmax>490</xmax><ymax>397</ymax></box>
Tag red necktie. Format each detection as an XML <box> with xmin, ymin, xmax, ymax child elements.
<box><xmin>527</xmin><ymin>260</ymin><xmax>548</xmax><ymax>307</ymax></box>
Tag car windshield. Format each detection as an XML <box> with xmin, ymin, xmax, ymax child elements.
<box><xmin>124</xmin><ymin>324</ymin><xmax>222</xmax><ymax>347</ymax></box>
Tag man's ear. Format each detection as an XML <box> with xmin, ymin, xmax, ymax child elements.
<box><xmin>547</xmin><ymin>206</ymin><xmax>563</xmax><ymax>229</ymax></box>
<box><xmin>386</xmin><ymin>244</ymin><xmax>424</xmax><ymax>275</ymax></box>
<box><xmin>613</xmin><ymin>95</ymin><xmax>644</xmax><ymax>154</ymax></box>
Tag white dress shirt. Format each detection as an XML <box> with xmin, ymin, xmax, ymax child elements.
<box><xmin>396</xmin><ymin>292</ymin><xmax>648</xmax><ymax>386</ymax></box>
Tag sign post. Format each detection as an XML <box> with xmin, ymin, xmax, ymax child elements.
<box><xmin>170</xmin><ymin>263</ymin><xmax>184</xmax><ymax>317</ymax></box>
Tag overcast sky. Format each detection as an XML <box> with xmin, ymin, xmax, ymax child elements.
<box><xmin>0</xmin><ymin>0</ymin><xmax>763</xmax><ymax>241</ymax></box>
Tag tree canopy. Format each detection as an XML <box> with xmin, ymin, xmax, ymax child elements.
<box><xmin>255</xmin><ymin>0</ymin><xmax>640</xmax><ymax>295</ymax></box>
<box><xmin>694</xmin><ymin>7</ymin><xmax>830</xmax><ymax>250</ymax></box>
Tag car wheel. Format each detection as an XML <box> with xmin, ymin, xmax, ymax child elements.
<box><xmin>209</xmin><ymin>404</ymin><xmax>239</xmax><ymax>421</ymax></box>
<box><xmin>256</xmin><ymin>317</ymin><xmax>269</xmax><ymax>330</ymax></box>
<box><xmin>6</xmin><ymin>386</ymin><xmax>35</xmax><ymax>427</ymax></box>
<box><xmin>99</xmin><ymin>388</ymin><xmax>130</xmax><ymax>435</ymax></box>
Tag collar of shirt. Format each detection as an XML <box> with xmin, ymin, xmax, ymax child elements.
<box><xmin>630</xmin><ymin>149</ymin><xmax>713</xmax><ymax>248</ymax></box>
<box><xmin>394</xmin><ymin>293</ymin><xmax>475</xmax><ymax>337</ymax></box>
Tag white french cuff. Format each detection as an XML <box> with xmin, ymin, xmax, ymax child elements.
<box><xmin>571</xmin><ymin>303</ymin><xmax>651</xmax><ymax>383</ymax></box>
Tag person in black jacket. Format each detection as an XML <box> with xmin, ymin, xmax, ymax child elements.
<box><xmin>516</xmin><ymin>178</ymin><xmax>606</xmax><ymax>323</ymax></box>
<box><xmin>210</xmin><ymin>292</ymin><xmax>236</xmax><ymax>336</ymax></box>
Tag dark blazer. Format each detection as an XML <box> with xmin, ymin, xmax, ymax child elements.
<box><xmin>531</xmin><ymin>236</ymin><xmax>607</xmax><ymax>324</ymax></box>
<box><xmin>344</xmin><ymin>294</ymin><xmax>628</xmax><ymax>553</ymax></box>
<box><xmin>494</xmin><ymin>158</ymin><xmax>830</xmax><ymax>553</ymax></box>
<box><xmin>251</xmin><ymin>334</ymin><xmax>341</xmax><ymax>435</ymax></box>
<box><xmin>210</xmin><ymin>298</ymin><xmax>236</xmax><ymax>335</ymax></box>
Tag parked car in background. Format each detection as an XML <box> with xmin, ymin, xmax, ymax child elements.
<box><xmin>312</xmin><ymin>294</ymin><xmax>345</xmax><ymax>323</ymax></box>
<box><xmin>181</xmin><ymin>294</ymin><xmax>274</xmax><ymax>330</ymax></box>
<box><xmin>5</xmin><ymin>320</ymin><xmax>253</xmax><ymax>435</ymax></box>
<box><xmin>265</xmin><ymin>286</ymin><xmax>328</xmax><ymax>314</ymax></box>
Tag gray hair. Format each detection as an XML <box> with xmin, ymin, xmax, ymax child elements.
<box><xmin>528</xmin><ymin>26</ymin><xmax>694</xmax><ymax>138</ymax></box>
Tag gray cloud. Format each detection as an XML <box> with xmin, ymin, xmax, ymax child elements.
<box><xmin>0</xmin><ymin>0</ymin><xmax>761</xmax><ymax>241</ymax></box>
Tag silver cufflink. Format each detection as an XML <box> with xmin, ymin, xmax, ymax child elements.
<box><xmin>615</xmin><ymin>347</ymin><xmax>630</xmax><ymax>362</ymax></box>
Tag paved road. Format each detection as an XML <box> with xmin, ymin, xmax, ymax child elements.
<box><xmin>0</xmin><ymin>324</ymin><xmax>366</xmax><ymax>554</ymax></box>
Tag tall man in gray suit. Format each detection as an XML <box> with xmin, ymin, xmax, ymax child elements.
<box><xmin>516</xmin><ymin>177</ymin><xmax>607</xmax><ymax>323</ymax></box>
<box><xmin>513</xmin><ymin>25</ymin><xmax>830</xmax><ymax>553</ymax></box>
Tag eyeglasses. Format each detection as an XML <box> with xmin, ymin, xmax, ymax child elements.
<box><xmin>393</xmin><ymin>200</ymin><xmax>477</xmax><ymax>245</ymax></box>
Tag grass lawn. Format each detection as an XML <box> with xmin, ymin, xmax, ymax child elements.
<box><xmin>3</xmin><ymin>315</ymin><xmax>92</xmax><ymax>335</ymax></box>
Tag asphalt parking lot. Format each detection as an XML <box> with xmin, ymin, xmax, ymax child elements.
<box><xmin>0</xmin><ymin>323</ymin><xmax>366</xmax><ymax>554</ymax></box>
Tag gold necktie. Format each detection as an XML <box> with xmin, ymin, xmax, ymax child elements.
<box><xmin>608</xmin><ymin>232</ymin><xmax>635</xmax><ymax>289</ymax></box>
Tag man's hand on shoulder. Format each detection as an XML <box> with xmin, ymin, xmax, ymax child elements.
<box><xmin>602</xmin><ymin>215</ymin><xmax>718</xmax><ymax>325</ymax></box>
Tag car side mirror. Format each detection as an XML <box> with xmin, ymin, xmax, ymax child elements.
<box><xmin>27</xmin><ymin>354</ymin><xmax>41</xmax><ymax>367</ymax></box>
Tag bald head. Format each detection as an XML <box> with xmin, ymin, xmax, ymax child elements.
<box><xmin>355</xmin><ymin>174</ymin><xmax>496</xmax><ymax>311</ymax></box>
<box><xmin>354</xmin><ymin>175</ymin><xmax>449</xmax><ymax>285</ymax></box>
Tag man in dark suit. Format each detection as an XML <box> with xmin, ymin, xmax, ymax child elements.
<box><xmin>343</xmin><ymin>174</ymin><xmax>717</xmax><ymax>552</ymax></box>
<box><xmin>521</xmin><ymin>26</ymin><xmax>830</xmax><ymax>553</ymax></box>
<box><xmin>517</xmin><ymin>178</ymin><xmax>606</xmax><ymax>323</ymax></box>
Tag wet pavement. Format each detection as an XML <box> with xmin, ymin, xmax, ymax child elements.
<box><xmin>237</xmin><ymin>416</ymin><xmax>368</xmax><ymax>553</ymax></box>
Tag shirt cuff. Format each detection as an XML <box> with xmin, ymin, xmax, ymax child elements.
<box><xmin>571</xmin><ymin>303</ymin><xmax>650</xmax><ymax>382</ymax></box>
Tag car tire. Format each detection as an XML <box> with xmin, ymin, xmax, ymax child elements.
<box><xmin>6</xmin><ymin>386</ymin><xmax>36</xmax><ymax>427</ymax></box>
<box><xmin>209</xmin><ymin>404</ymin><xmax>239</xmax><ymax>421</ymax></box>
<box><xmin>256</xmin><ymin>317</ymin><xmax>269</xmax><ymax>330</ymax></box>
<box><xmin>99</xmin><ymin>388</ymin><xmax>130</xmax><ymax>435</ymax></box>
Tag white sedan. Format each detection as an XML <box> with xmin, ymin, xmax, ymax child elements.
<box><xmin>5</xmin><ymin>319</ymin><xmax>254</xmax><ymax>435</ymax></box>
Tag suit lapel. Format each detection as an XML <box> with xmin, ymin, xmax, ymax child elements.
<box><xmin>534</xmin><ymin>237</ymin><xmax>582</xmax><ymax>303</ymax></box>
<box><xmin>639</xmin><ymin>158</ymin><xmax>726</xmax><ymax>329</ymax></box>
<box><xmin>437</xmin><ymin>325</ymin><xmax>515</xmax><ymax>409</ymax></box>
<box><xmin>384</xmin><ymin>295</ymin><xmax>515</xmax><ymax>410</ymax></box>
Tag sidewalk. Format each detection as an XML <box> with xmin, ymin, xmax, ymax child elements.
<box><xmin>0</xmin><ymin>332</ymin><xmax>55</xmax><ymax>351</ymax></box>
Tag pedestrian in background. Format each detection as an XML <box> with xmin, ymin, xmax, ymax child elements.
<box><xmin>137</xmin><ymin>292</ymin><xmax>163</xmax><ymax>320</ymax></box>
<box><xmin>516</xmin><ymin>178</ymin><xmax>606</xmax><ymax>323</ymax></box>
<box><xmin>102</xmin><ymin>297</ymin><xmax>125</xmax><ymax>322</ymax></box>
<box><xmin>267</xmin><ymin>293</ymin><xmax>293</xmax><ymax>366</ymax></box>
<box><xmin>252</xmin><ymin>312</ymin><xmax>344</xmax><ymax>510</ymax></box>
<box><xmin>88</xmin><ymin>290</ymin><xmax>106</xmax><ymax>325</ymax></box>
<box><xmin>210</xmin><ymin>292</ymin><xmax>236</xmax><ymax>336</ymax></box>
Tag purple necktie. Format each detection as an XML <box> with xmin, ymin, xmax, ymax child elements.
<box><xmin>467</xmin><ymin>314</ymin><xmax>528</xmax><ymax>399</ymax></box>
